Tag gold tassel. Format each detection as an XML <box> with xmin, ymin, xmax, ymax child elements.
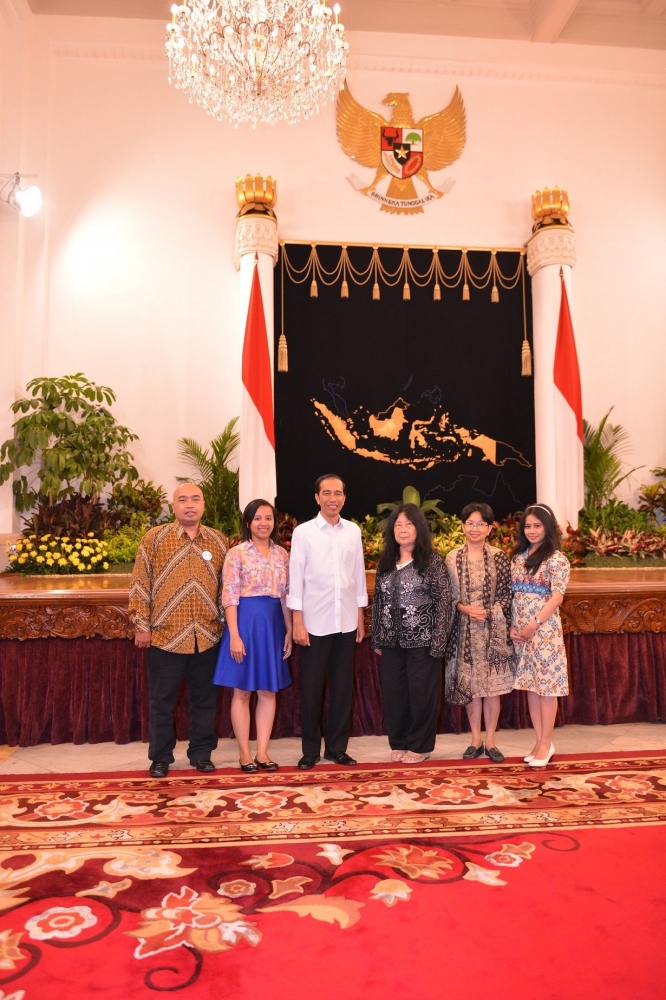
<box><xmin>462</xmin><ymin>282</ymin><xmax>470</xmax><ymax>301</ymax></box>
<box><xmin>433</xmin><ymin>283</ymin><xmax>441</xmax><ymax>301</ymax></box>
<box><xmin>310</xmin><ymin>279</ymin><xmax>318</xmax><ymax>298</ymax></box>
<box><xmin>340</xmin><ymin>280</ymin><xmax>349</xmax><ymax>299</ymax></box>
<box><xmin>521</xmin><ymin>339</ymin><xmax>532</xmax><ymax>377</ymax></box>
<box><xmin>277</xmin><ymin>333</ymin><xmax>288</xmax><ymax>373</ymax></box>
<box><xmin>372</xmin><ymin>282</ymin><xmax>380</xmax><ymax>300</ymax></box>
<box><xmin>403</xmin><ymin>282</ymin><xmax>410</xmax><ymax>301</ymax></box>
<box><xmin>491</xmin><ymin>285</ymin><xmax>499</xmax><ymax>303</ymax></box>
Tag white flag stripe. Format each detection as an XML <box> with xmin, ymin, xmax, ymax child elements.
<box><xmin>553</xmin><ymin>386</ymin><xmax>584</xmax><ymax>529</ymax></box>
<box><xmin>239</xmin><ymin>386</ymin><xmax>276</xmax><ymax>511</ymax></box>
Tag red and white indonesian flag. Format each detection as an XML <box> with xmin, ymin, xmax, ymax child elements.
<box><xmin>553</xmin><ymin>275</ymin><xmax>584</xmax><ymax>528</ymax></box>
<box><xmin>239</xmin><ymin>261</ymin><xmax>276</xmax><ymax>511</ymax></box>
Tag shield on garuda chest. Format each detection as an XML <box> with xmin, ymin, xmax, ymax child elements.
<box><xmin>380</xmin><ymin>127</ymin><xmax>424</xmax><ymax>180</ymax></box>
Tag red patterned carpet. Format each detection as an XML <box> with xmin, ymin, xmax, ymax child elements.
<box><xmin>0</xmin><ymin>752</ymin><xmax>664</xmax><ymax>999</ymax></box>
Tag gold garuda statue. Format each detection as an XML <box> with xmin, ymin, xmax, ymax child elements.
<box><xmin>336</xmin><ymin>82</ymin><xmax>466</xmax><ymax>215</ymax></box>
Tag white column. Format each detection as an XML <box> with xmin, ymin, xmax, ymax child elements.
<box><xmin>526</xmin><ymin>226</ymin><xmax>577</xmax><ymax>521</ymax></box>
<box><xmin>234</xmin><ymin>209</ymin><xmax>279</xmax><ymax>510</ymax></box>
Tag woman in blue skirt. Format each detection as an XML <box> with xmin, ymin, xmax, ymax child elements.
<box><xmin>214</xmin><ymin>499</ymin><xmax>292</xmax><ymax>771</ymax></box>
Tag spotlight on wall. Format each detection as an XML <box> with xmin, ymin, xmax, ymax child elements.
<box><xmin>0</xmin><ymin>173</ymin><xmax>42</xmax><ymax>217</ymax></box>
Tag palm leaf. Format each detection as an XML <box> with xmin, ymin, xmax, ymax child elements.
<box><xmin>177</xmin><ymin>437</ymin><xmax>214</xmax><ymax>486</ymax></box>
<box><xmin>176</xmin><ymin>419</ymin><xmax>240</xmax><ymax>536</ymax></box>
<box><xmin>583</xmin><ymin>407</ymin><xmax>643</xmax><ymax>509</ymax></box>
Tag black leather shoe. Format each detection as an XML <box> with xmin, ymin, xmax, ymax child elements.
<box><xmin>254</xmin><ymin>757</ymin><xmax>279</xmax><ymax>770</ymax></box>
<box><xmin>240</xmin><ymin>761</ymin><xmax>259</xmax><ymax>772</ymax></box>
<box><xmin>297</xmin><ymin>755</ymin><xmax>320</xmax><ymax>769</ymax></box>
<box><xmin>149</xmin><ymin>761</ymin><xmax>169</xmax><ymax>778</ymax></box>
<box><xmin>324</xmin><ymin>751</ymin><xmax>357</xmax><ymax>766</ymax></box>
<box><xmin>191</xmin><ymin>759</ymin><xmax>216</xmax><ymax>772</ymax></box>
<box><xmin>485</xmin><ymin>746</ymin><xmax>505</xmax><ymax>764</ymax></box>
<box><xmin>462</xmin><ymin>743</ymin><xmax>485</xmax><ymax>760</ymax></box>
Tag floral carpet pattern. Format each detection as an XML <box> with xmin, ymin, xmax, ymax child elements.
<box><xmin>0</xmin><ymin>752</ymin><xmax>663</xmax><ymax>998</ymax></box>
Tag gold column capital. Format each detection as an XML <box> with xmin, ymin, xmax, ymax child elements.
<box><xmin>234</xmin><ymin>175</ymin><xmax>279</xmax><ymax>269</ymax></box>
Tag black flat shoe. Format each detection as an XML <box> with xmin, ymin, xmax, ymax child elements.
<box><xmin>485</xmin><ymin>746</ymin><xmax>505</xmax><ymax>764</ymax></box>
<box><xmin>324</xmin><ymin>751</ymin><xmax>357</xmax><ymax>766</ymax></box>
<box><xmin>149</xmin><ymin>761</ymin><xmax>169</xmax><ymax>778</ymax></box>
<box><xmin>254</xmin><ymin>757</ymin><xmax>279</xmax><ymax>770</ymax></box>
<box><xmin>462</xmin><ymin>743</ymin><xmax>485</xmax><ymax>760</ymax></box>
<box><xmin>297</xmin><ymin>755</ymin><xmax>320</xmax><ymax>770</ymax></box>
<box><xmin>191</xmin><ymin>759</ymin><xmax>216</xmax><ymax>772</ymax></box>
<box><xmin>239</xmin><ymin>760</ymin><xmax>259</xmax><ymax>772</ymax></box>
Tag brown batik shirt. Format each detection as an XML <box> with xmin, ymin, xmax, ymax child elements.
<box><xmin>129</xmin><ymin>522</ymin><xmax>227</xmax><ymax>653</ymax></box>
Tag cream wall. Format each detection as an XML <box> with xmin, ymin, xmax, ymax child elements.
<box><xmin>1</xmin><ymin>9</ymin><xmax>665</xmax><ymax>531</ymax></box>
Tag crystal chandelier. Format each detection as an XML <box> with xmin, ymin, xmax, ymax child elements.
<box><xmin>166</xmin><ymin>1</ymin><xmax>348</xmax><ymax>127</ymax></box>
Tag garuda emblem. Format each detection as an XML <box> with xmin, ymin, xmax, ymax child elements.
<box><xmin>336</xmin><ymin>82</ymin><xmax>466</xmax><ymax>215</ymax></box>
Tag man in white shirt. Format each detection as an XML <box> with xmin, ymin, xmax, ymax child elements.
<box><xmin>287</xmin><ymin>474</ymin><xmax>368</xmax><ymax>768</ymax></box>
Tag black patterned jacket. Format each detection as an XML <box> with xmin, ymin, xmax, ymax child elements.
<box><xmin>371</xmin><ymin>552</ymin><xmax>453</xmax><ymax>658</ymax></box>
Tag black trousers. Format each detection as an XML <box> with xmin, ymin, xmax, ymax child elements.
<box><xmin>147</xmin><ymin>642</ymin><xmax>220</xmax><ymax>763</ymax></box>
<box><xmin>379</xmin><ymin>646</ymin><xmax>442</xmax><ymax>754</ymax></box>
<box><xmin>299</xmin><ymin>630</ymin><xmax>357</xmax><ymax>757</ymax></box>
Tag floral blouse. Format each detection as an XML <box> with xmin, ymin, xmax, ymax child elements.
<box><xmin>371</xmin><ymin>553</ymin><xmax>453</xmax><ymax>658</ymax></box>
<box><xmin>221</xmin><ymin>540</ymin><xmax>289</xmax><ymax>608</ymax></box>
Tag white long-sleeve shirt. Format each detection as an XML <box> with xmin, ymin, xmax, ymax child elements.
<box><xmin>287</xmin><ymin>513</ymin><xmax>368</xmax><ymax>636</ymax></box>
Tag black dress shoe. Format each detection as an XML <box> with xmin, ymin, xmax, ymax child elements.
<box><xmin>485</xmin><ymin>746</ymin><xmax>505</xmax><ymax>764</ymax></box>
<box><xmin>462</xmin><ymin>743</ymin><xmax>485</xmax><ymax>760</ymax></box>
<box><xmin>191</xmin><ymin>759</ymin><xmax>216</xmax><ymax>772</ymax></box>
<box><xmin>240</xmin><ymin>761</ymin><xmax>259</xmax><ymax>772</ymax></box>
<box><xmin>149</xmin><ymin>761</ymin><xmax>169</xmax><ymax>778</ymax></box>
<box><xmin>254</xmin><ymin>757</ymin><xmax>279</xmax><ymax>770</ymax></box>
<box><xmin>323</xmin><ymin>751</ymin><xmax>357</xmax><ymax>766</ymax></box>
<box><xmin>297</xmin><ymin>755</ymin><xmax>320</xmax><ymax>769</ymax></box>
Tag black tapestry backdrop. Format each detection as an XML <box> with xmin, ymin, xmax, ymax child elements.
<box><xmin>274</xmin><ymin>244</ymin><xmax>535</xmax><ymax>523</ymax></box>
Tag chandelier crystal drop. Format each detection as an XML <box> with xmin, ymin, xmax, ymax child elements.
<box><xmin>166</xmin><ymin>1</ymin><xmax>348</xmax><ymax>127</ymax></box>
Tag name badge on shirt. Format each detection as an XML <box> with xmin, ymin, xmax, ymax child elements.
<box><xmin>201</xmin><ymin>550</ymin><xmax>213</xmax><ymax>561</ymax></box>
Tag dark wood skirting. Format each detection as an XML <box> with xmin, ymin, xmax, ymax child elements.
<box><xmin>1</xmin><ymin>568</ymin><xmax>666</xmax><ymax>639</ymax></box>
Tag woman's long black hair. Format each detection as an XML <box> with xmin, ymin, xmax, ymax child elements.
<box><xmin>241</xmin><ymin>499</ymin><xmax>280</xmax><ymax>543</ymax></box>
<box><xmin>377</xmin><ymin>503</ymin><xmax>433</xmax><ymax>575</ymax></box>
<box><xmin>512</xmin><ymin>503</ymin><xmax>561</xmax><ymax>574</ymax></box>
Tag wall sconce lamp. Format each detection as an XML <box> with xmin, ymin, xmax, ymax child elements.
<box><xmin>0</xmin><ymin>173</ymin><xmax>42</xmax><ymax>218</ymax></box>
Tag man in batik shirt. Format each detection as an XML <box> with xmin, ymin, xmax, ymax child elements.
<box><xmin>129</xmin><ymin>483</ymin><xmax>227</xmax><ymax>777</ymax></box>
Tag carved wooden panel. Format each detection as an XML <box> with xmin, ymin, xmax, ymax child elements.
<box><xmin>1</xmin><ymin>589</ymin><xmax>665</xmax><ymax>640</ymax></box>
<box><xmin>0</xmin><ymin>605</ymin><xmax>134</xmax><ymax>641</ymax></box>
<box><xmin>560</xmin><ymin>595</ymin><xmax>666</xmax><ymax>635</ymax></box>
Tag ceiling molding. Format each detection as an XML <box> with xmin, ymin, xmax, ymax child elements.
<box><xmin>531</xmin><ymin>0</ymin><xmax>580</xmax><ymax>43</ymax></box>
<box><xmin>0</xmin><ymin>0</ymin><xmax>31</xmax><ymax>27</ymax></box>
<box><xmin>24</xmin><ymin>0</ymin><xmax>666</xmax><ymax>50</ymax></box>
<box><xmin>48</xmin><ymin>42</ymin><xmax>666</xmax><ymax>89</ymax></box>
<box><xmin>51</xmin><ymin>40</ymin><xmax>165</xmax><ymax>59</ymax></box>
<box><xmin>346</xmin><ymin>52</ymin><xmax>666</xmax><ymax>89</ymax></box>
<box><xmin>641</xmin><ymin>0</ymin><xmax>666</xmax><ymax>16</ymax></box>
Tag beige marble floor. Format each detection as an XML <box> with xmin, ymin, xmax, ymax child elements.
<box><xmin>0</xmin><ymin>722</ymin><xmax>663</xmax><ymax>774</ymax></box>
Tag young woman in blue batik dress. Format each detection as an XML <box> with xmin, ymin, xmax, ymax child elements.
<box><xmin>510</xmin><ymin>503</ymin><xmax>570</xmax><ymax>768</ymax></box>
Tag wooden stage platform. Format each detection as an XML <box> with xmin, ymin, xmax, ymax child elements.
<box><xmin>0</xmin><ymin>569</ymin><xmax>664</xmax><ymax>746</ymax></box>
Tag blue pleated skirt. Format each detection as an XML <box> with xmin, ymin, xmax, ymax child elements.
<box><xmin>214</xmin><ymin>596</ymin><xmax>291</xmax><ymax>693</ymax></box>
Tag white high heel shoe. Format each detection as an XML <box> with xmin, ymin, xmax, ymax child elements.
<box><xmin>528</xmin><ymin>743</ymin><xmax>555</xmax><ymax>768</ymax></box>
<box><xmin>523</xmin><ymin>753</ymin><xmax>535</xmax><ymax>763</ymax></box>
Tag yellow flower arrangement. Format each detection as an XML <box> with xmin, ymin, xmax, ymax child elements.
<box><xmin>4</xmin><ymin>534</ymin><xmax>110</xmax><ymax>576</ymax></box>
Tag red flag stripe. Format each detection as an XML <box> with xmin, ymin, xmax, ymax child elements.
<box><xmin>553</xmin><ymin>277</ymin><xmax>583</xmax><ymax>443</ymax></box>
<box><xmin>242</xmin><ymin>264</ymin><xmax>275</xmax><ymax>450</ymax></box>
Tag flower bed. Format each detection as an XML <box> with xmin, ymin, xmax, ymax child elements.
<box><xmin>5</xmin><ymin>534</ymin><xmax>109</xmax><ymax>575</ymax></box>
